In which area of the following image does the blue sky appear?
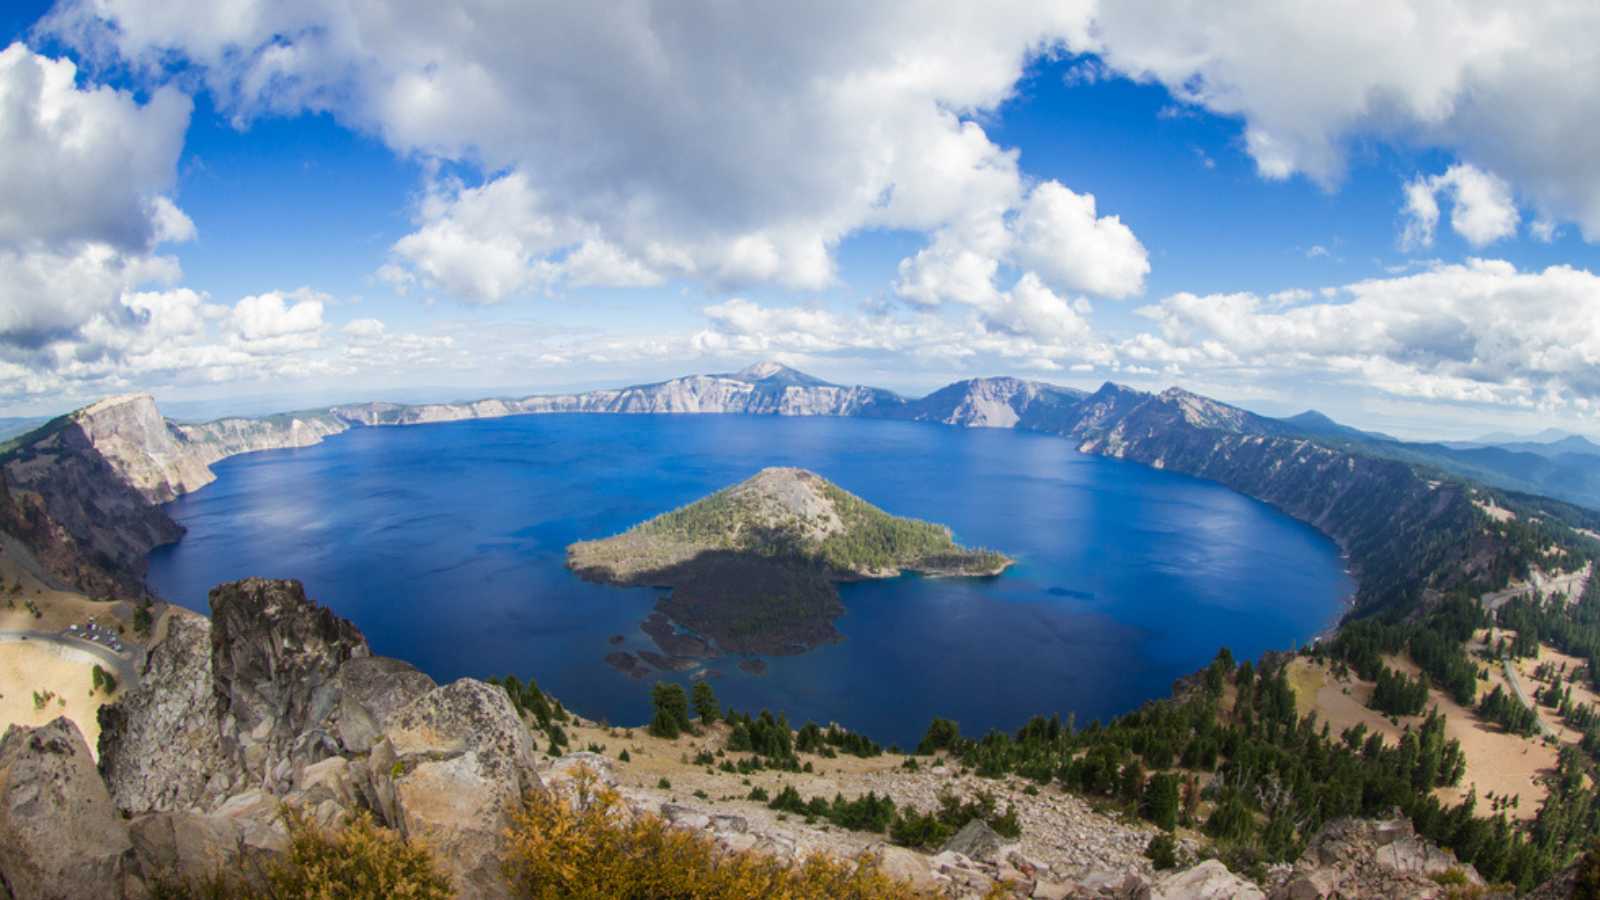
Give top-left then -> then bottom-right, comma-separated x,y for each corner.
3,2 -> 1599,439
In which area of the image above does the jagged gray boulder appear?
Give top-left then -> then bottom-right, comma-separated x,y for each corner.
90,578 -> 552,897
128,811 -> 241,888
1271,814 -> 1482,899
1151,859 -> 1266,899
369,678 -> 542,899
98,608 -> 234,814
940,818 -> 1011,863
335,655 -> 437,753
0,718 -> 134,899
126,793 -> 289,893
210,578 -> 370,788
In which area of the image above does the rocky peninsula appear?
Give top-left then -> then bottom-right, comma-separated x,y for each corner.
569,467 -> 1010,659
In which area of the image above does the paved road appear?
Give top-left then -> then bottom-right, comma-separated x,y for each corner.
1481,562 -> 1593,612
1501,659 -> 1554,737
0,629 -> 139,689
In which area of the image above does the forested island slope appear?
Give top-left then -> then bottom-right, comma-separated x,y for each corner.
568,467 -> 1008,655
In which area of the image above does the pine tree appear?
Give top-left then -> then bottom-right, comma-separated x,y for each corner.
649,682 -> 691,738
692,680 -> 720,724
1141,773 -> 1181,831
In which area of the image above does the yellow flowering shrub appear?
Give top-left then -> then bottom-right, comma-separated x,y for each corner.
502,767 -> 926,899
148,809 -> 452,900
266,808 -> 454,899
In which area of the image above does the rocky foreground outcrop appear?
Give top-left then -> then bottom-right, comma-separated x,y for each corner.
1266,814 -> 1490,899
0,577 -> 544,898
0,717 -> 135,899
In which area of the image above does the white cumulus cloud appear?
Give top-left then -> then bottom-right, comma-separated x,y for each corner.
895,179 -> 1149,311
1073,2 -> 1600,239
1129,259 -> 1600,411
229,290 -> 326,351
1401,164 -> 1519,250
0,43 -> 194,349
42,1 -> 1102,303
1013,181 -> 1148,299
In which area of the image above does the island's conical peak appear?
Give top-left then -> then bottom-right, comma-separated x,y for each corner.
711,466 -> 845,543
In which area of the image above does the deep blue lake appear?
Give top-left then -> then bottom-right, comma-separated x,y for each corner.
147,414 -> 1351,747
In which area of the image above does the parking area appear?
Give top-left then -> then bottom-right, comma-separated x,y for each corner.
61,618 -> 126,655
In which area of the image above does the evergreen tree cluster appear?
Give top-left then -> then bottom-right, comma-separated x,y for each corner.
1477,685 -> 1543,737
796,722 -> 882,758
488,673 -> 570,752
724,709 -> 796,763
693,681 -> 720,724
1369,665 -> 1429,717
767,785 -> 897,833
816,483 -> 1005,574
649,682 -> 694,738
1496,576 -> 1600,691
887,789 -> 1021,849
762,782 -> 1019,848
1322,597 -> 1481,706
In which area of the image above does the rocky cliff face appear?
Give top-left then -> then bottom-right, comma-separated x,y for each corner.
1267,814 -> 1487,898
66,395 -> 217,502
900,377 -> 1086,429
173,411 -> 347,468
0,401 -> 184,596
0,397 -> 350,595
1042,386 -> 1492,614
209,578 -> 372,789
82,578 -> 541,896
97,609 -> 231,813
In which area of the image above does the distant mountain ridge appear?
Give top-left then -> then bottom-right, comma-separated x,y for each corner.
1281,410 -> 1399,444
2,360 -> 1596,622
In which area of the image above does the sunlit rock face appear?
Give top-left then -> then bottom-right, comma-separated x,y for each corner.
0,717 -> 135,900
90,576 -> 537,896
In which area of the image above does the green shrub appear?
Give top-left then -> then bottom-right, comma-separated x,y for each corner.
1145,833 -> 1178,870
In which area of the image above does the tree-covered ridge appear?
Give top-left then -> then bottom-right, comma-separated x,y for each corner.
631,484 -> 782,549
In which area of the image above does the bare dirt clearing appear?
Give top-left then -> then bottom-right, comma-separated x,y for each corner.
1288,655 -> 1556,819
0,638 -> 120,758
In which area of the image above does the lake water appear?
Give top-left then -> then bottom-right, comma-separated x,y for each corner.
147,414 -> 1351,747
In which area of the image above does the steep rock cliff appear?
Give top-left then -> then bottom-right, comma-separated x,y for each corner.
900,376 -> 1086,429
86,578 -> 533,895
209,578 -> 372,789
98,609 -> 232,814
0,400 -> 183,596
0,396 -> 350,594
173,411 -> 347,467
